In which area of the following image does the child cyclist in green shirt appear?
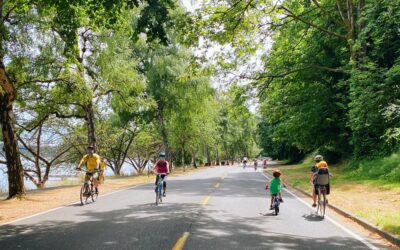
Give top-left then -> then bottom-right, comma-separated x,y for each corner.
266,169 -> 285,210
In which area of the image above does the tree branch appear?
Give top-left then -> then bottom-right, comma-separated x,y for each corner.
280,6 -> 347,40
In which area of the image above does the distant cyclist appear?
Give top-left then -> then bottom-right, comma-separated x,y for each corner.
310,155 -> 331,207
152,152 -> 170,197
254,159 -> 258,171
242,157 -> 248,169
262,159 -> 267,169
77,146 -> 101,194
97,158 -> 107,184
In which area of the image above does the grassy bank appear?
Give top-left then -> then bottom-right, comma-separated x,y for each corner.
272,155 -> 400,236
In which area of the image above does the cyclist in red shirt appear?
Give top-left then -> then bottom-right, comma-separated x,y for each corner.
152,152 -> 170,197
262,159 -> 267,169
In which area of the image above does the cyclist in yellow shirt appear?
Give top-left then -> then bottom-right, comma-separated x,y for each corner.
98,158 -> 107,184
77,146 -> 101,194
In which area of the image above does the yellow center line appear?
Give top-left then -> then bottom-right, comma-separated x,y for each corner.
202,196 -> 211,205
214,182 -> 220,188
172,232 -> 190,250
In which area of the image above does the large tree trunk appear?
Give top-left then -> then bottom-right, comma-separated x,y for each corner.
205,145 -> 211,166
0,60 -> 25,199
85,102 -> 96,150
181,146 -> 185,171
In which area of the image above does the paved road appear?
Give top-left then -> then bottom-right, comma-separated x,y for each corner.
0,166 -> 388,249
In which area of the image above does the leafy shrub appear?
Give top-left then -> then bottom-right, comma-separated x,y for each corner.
348,152 -> 400,182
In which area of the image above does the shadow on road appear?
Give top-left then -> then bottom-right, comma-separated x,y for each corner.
302,213 -> 325,222
0,168 -> 387,250
0,201 -> 382,250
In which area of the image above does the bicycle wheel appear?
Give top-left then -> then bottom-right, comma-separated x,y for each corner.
90,184 -> 98,203
155,184 -> 161,205
80,185 -> 85,205
158,183 -> 163,203
316,188 -> 321,216
321,189 -> 326,219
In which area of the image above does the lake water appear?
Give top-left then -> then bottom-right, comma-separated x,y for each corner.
0,162 -> 154,194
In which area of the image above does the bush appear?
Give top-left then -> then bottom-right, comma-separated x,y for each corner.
316,148 -> 342,164
348,152 -> 400,182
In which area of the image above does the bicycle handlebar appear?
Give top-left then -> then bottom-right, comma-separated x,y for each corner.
76,168 -> 99,174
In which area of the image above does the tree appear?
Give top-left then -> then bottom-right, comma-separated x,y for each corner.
16,118 -> 73,188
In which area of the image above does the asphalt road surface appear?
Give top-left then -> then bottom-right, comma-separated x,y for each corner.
0,166 -> 389,249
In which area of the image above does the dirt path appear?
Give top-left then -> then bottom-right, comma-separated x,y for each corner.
0,166 -> 205,225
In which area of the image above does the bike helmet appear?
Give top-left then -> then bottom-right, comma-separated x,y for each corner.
314,155 -> 323,161
159,152 -> 166,157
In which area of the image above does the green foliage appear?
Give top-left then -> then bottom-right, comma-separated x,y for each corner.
349,0 -> 400,158
257,120 -> 304,162
216,85 -> 259,160
200,0 -> 400,164
347,152 -> 400,183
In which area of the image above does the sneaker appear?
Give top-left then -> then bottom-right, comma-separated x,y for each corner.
312,203 -> 317,207
163,192 -> 166,197
279,198 -> 283,203
269,206 -> 274,210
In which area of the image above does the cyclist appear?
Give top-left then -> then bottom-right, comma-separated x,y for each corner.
254,159 -> 258,171
97,157 -> 107,184
310,155 -> 330,207
262,159 -> 267,169
266,169 -> 284,210
243,157 -> 248,169
152,152 -> 170,197
77,146 -> 101,194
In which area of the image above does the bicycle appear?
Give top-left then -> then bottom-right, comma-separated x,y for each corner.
314,170 -> 330,219
271,194 -> 280,216
155,174 -> 165,206
77,169 -> 99,206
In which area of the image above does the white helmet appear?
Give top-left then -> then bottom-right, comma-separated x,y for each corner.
314,155 -> 323,161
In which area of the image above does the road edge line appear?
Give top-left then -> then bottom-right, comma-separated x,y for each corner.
260,172 -> 379,250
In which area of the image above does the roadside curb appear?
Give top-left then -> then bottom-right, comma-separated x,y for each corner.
264,170 -> 400,247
